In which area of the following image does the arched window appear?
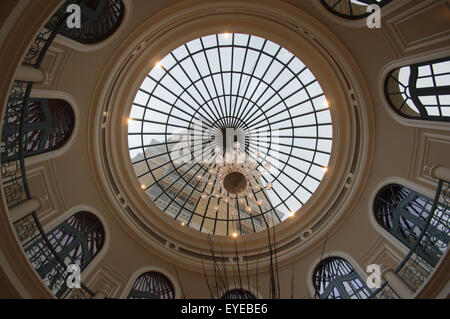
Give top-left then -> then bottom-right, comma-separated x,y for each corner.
385,57 -> 450,122
374,184 -> 450,266
127,271 -> 175,299
320,0 -> 392,19
221,289 -> 257,299
313,257 -> 371,299
53,0 -> 125,44
1,98 -> 74,162
24,212 -> 105,297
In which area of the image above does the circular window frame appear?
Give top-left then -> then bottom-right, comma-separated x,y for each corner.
90,0 -> 375,272
127,32 -> 334,236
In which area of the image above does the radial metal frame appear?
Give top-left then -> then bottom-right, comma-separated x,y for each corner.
128,33 -> 332,235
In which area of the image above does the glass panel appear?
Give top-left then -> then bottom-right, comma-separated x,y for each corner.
128,33 -> 333,235
313,257 -> 371,299
385,57 -> 450,122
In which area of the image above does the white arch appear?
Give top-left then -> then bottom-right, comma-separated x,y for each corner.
24,89 -> 80,166
53,0 -> 133,52
120,265 -> 182,299
41,204 -> 111,282
306,250 -> 371,298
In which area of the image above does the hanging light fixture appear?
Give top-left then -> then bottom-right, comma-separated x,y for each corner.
196,141 -> 272,213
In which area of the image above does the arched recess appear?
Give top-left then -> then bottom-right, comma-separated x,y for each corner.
21,89 -> 80,165
121,266 -> 181,299
53,0 -> 132,52
41,204 -> 111,279
216,282 -> 262,299
23,210 -> 105,298
384,56 -> 450,122
1,91 -> 76,166
312,256 -> 372,299
373,183 -> 449,267
126,271 -> 175,299
221,289 -> 257,299
311,0 -> 403,29
319,0 -> 393,20
379,49 -> 450,131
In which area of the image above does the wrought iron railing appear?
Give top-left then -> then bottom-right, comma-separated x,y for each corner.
370,179 -> 450,299
1,80 -> 32,207
57,0 -> 125,44
370,281 -> 401,299
1,1 -> 95,299
14,212 -> 95,298
22,8 -> 71,67
1,1 -> 70,206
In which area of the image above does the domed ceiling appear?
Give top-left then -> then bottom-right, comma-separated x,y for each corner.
127,33 -> 333,236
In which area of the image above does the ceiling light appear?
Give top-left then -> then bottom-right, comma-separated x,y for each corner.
198,147 -> 272,212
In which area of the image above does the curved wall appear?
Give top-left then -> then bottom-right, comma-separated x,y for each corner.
0,0 -> 448,298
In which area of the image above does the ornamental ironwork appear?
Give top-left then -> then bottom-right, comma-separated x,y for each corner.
23,212 -> 104,297
374,183 -> 450,267
127,272 -> 175,299
2,98 -> 75,162
320,0 -> 392,19
313,257 -> 371,299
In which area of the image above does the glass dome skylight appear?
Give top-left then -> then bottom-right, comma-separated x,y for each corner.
128,33 -> 332,236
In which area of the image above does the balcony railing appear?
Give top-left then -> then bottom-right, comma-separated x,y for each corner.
1,1 -> 94,299
370,179 -> 450,299
14,212 -> 95,298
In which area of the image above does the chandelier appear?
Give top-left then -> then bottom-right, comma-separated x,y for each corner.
196,141 -> 272,216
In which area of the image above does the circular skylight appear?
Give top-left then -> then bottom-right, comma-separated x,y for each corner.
128,33 -> 332,236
